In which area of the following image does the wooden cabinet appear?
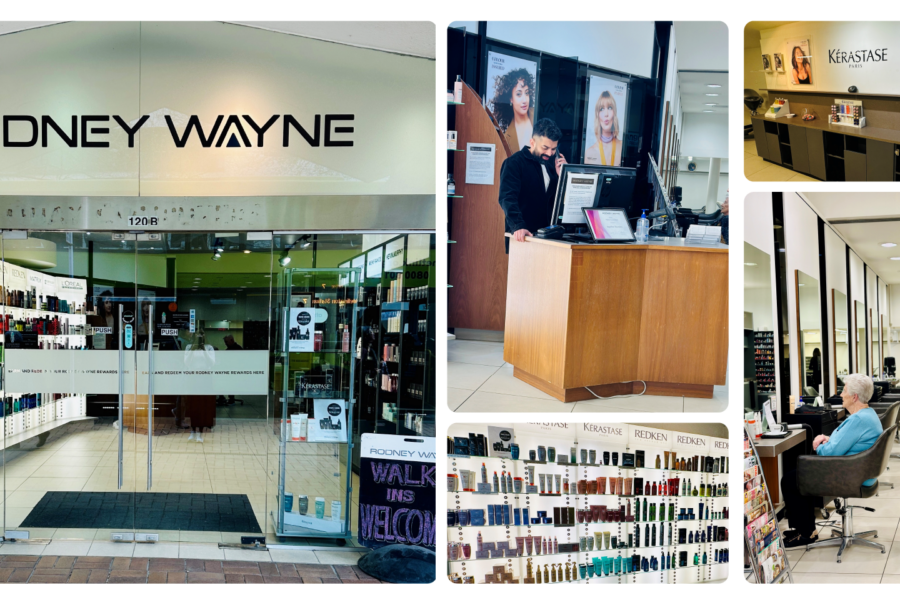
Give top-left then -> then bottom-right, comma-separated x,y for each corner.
806,129 -> 827,180
752,119 -> 769,160
766,133 -> 782,164
788,125 -> 810,174
867,139 -> 895,181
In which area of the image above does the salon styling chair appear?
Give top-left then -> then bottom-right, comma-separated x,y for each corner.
744,89 -> 765,139
797,425 -> 896,562
871,402 -> 900,490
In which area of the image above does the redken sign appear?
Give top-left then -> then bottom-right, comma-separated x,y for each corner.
1,114 -> 355,148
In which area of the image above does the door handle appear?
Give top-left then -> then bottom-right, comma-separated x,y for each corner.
118,304 -> 124,490
147,304 -> 154,491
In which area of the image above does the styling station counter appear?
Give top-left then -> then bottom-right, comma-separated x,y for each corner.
503,235 -> 728,402
751,114 -> 900,181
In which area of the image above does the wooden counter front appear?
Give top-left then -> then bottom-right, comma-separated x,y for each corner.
503,236 -> 728,402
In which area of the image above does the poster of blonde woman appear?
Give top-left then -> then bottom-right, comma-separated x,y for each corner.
584,75 -> 628,167
487,51 -> 538,153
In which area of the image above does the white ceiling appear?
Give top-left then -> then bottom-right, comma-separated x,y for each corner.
805,192 -> 900,283
678,71 -> 728,114
0,21 -> 435,58
672,22 -> 728,71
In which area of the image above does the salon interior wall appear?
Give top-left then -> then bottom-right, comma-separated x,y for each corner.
783,193 -> 821,399
744,29 -> 768,126
849,250 -> 866,374
0,21 -> 435,196
678,114 -> 728,208
759,22 -> 900,94
744,193 -> 780,402
675,158 -> 729,209
824,225 -> 848,387
890,284 -> 900,360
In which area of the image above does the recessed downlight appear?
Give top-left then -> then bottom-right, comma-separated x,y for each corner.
703,110 -> 714,113
744,263 -> 757,266
882,242 -> 897,248
707,84 -> 722,88
705,93 -> 719,97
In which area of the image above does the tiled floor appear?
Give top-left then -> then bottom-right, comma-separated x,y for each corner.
0,554 -> 378,583
754,443 -> 900,583
744,138 -> 820,182
448,340 -> 728,413
1,416 -> 362,548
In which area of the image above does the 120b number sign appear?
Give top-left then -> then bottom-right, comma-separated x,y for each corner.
127,216 -> 159,227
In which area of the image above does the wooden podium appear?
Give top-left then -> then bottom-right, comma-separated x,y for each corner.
503,236 -> 728,402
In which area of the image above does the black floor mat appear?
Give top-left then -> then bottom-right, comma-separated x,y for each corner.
20,492 -> 262,533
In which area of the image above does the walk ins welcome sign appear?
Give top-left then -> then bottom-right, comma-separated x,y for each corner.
358,434 -> 436,549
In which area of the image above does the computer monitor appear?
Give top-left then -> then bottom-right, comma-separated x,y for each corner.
551,164 -> 637,231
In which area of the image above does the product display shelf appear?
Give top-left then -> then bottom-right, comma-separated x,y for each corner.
743,427 -> 793,584
2,395 -> 90,449
449,425 -> 730,585
754,331 -> 776,393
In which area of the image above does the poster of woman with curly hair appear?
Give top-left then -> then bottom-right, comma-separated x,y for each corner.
487,51 -> 538,153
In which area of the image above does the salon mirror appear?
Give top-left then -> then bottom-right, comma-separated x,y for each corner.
872,309 -> 879,377
856,300 -> 866,375
832,289 -> 848,392
796,271 -> 822,397
882,317 -> 887,378
744,243 -> 775,410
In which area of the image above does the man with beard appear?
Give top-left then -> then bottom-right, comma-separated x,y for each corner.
497,118 -> 567,253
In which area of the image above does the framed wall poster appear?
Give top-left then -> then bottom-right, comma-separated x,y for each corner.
786,38 -> 813,87
583,73 -> 629,167
762,54 -> 773,72
773,53 -> 785,73
485,49 -> 538,154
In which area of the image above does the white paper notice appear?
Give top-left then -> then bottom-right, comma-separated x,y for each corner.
560,172 -> 599,224
465,143 -> 495,185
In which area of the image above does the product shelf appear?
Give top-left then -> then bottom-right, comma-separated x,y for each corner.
449,540 -> 730,563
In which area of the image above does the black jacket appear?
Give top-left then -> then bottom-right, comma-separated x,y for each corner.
498,147 -> 559,252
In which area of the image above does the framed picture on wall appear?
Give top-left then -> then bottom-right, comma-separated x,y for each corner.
786,38 -> 813,87
762,54 -> 773,72
773,53 -> 785,73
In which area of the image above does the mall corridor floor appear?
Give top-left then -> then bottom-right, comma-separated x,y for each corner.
448,339 -> 728,412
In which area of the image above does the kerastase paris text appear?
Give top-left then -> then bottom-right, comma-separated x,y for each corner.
2,114 -> 354,148
828,48 -> 888,69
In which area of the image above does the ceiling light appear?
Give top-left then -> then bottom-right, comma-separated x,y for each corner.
705,103 -> 717,106
299,235 -> 312,249
798,283 -> 805,287
278,249 -> 292,267
703,110 -> 714,113
882,243 -> 897,248
707,84 -> 722,88
705,93 -> 719,97
745,263 -> 757,266
215,247 -> 224,253
891,257 -> 900,261
243,250 -> 251,254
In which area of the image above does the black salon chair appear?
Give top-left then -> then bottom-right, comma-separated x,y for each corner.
872,402 -> 900,490
744,89 -> 766,139
797,424 -> 896,562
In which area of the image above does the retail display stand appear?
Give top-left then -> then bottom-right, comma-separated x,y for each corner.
1,260 -> 92,448
831,99 -> 866,128
275,267 -> 359,542
743,427 -> 793,583
765,99 -> 791,119
754,331 -> 776,394
448,423 -> 730,584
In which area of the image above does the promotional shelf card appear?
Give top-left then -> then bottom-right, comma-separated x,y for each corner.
288,307 -> 314,353
308,398 -> 347,443
465,143 -> 496,185
487,426 -> 515,459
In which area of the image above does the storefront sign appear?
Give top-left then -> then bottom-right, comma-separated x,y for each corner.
308,399 -> 347,443
628,426 -> 670,448
579,423 -> 627,443
358,433 -> 436,549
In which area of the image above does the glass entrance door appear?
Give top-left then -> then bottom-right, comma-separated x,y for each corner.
2,231 -> 274,543
2,232 -> 139,541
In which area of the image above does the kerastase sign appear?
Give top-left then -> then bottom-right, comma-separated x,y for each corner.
358,434 -> 436,549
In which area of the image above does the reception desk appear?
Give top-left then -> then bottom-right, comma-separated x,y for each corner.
503,235 -> 728,402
